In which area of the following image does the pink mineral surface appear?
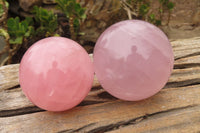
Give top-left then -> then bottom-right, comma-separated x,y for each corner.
93,20 -> 174,101
19,37 -> 94,111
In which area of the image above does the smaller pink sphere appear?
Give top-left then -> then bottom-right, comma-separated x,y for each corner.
19,37 -> 94,111
94,20 -> 174,101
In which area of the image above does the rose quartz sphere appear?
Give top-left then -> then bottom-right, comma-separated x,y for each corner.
19,37 -> 94,111
94,20 -> 174,101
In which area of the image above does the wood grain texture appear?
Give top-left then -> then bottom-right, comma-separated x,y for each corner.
0,37 -> 200,133
107,105 -> 200,133
0,85 -> 200,133
0,64 -> 19,91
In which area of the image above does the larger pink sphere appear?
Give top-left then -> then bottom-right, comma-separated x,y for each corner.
94,20 -> 174,101
19,37 -> 94,111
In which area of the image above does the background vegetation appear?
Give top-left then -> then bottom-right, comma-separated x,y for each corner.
0,0 -> 174,66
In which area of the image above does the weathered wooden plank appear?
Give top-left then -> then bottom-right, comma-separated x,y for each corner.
166,67 -> 200,88
1,37 -> 200,91
171,37 -> 200,48
107,105 -> 200,133
174,55 -> 200,68
0,87 -> 34,113
1,65 -> 200,117
2,60 -> 200,91
171,37 -> 200,60
1,38 -> 200,117
0,64 -> 19,91
0,87 -> 114,117
1,37 -> 200,132
0,85 -> 200,132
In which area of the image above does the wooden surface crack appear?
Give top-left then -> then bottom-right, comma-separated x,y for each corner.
0,106 -> 44,117
106,105 -> 200,133
174,63 -> 200,69
174,52 -> 200,60
86,105 -> 198,133
5,85 -> 20,91
165,78 -> 200,88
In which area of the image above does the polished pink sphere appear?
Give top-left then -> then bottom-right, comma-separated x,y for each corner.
19,37 -> 94,111
94,20 -> 174,101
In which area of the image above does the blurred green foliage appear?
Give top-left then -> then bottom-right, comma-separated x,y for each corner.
1,5 -> 58,45
7,17 -> 34,44
0,0 -> 175,65
0,5 -> 58,65
0,4 -> 4,17
159,0 -> 175,10
0,0 -> 8,17
127,0 -> 175,25
56,0 -> 86,40
32,6 -> 58,37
